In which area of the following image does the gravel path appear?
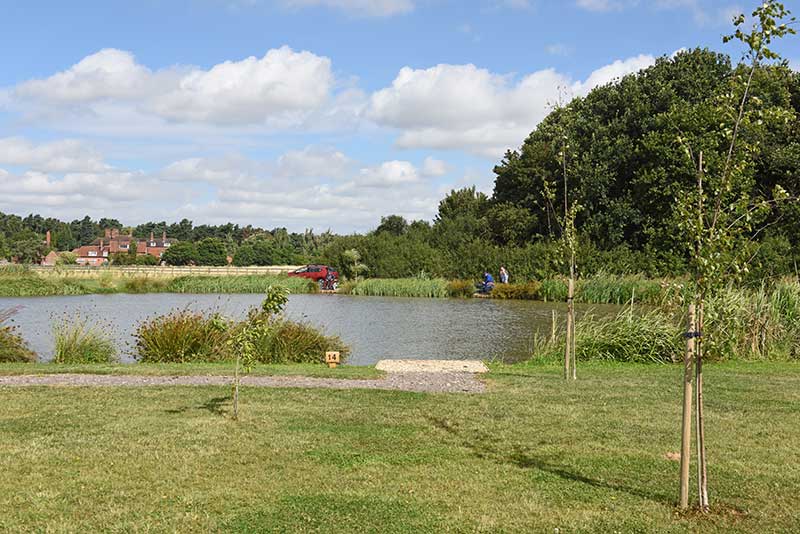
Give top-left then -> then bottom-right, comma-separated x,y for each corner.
0,371 -> 485,394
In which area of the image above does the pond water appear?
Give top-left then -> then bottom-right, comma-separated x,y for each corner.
0,294 -> 620,366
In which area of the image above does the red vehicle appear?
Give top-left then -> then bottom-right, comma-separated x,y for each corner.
288,264 -> 339,289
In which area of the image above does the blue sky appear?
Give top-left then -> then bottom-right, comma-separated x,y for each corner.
0,0 -> 797,232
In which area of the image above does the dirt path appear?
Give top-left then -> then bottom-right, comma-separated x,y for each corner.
0,371 -> 485,394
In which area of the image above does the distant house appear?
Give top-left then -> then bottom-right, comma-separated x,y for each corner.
72,229 -> 175,266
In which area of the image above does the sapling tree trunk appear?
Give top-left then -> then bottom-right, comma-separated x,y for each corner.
233,353 -> 241,421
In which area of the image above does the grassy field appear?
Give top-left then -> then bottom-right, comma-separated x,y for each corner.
0,362 -> 382,379
1,361 -> 798,532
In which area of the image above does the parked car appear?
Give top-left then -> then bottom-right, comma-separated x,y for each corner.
288,265 -> 339,289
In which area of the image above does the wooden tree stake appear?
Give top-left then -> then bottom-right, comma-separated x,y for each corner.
679,303 -> 695,509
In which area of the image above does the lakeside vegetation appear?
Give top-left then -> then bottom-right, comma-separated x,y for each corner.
0,267 -> 318,297
1,361 -> 798,532
0,307 -> 35,363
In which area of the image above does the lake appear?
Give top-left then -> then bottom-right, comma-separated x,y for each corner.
0,293 -> 620,365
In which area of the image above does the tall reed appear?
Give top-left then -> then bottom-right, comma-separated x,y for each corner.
345,278 -> 450,298
165,275 -> 317,294
53,315 -> 117,363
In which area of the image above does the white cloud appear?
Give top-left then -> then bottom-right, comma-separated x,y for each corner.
368,54 -> 655,157
11,46 -> 336,127
276,146 -> 352,179
0,167 -> 176,210
281,0 -> 414,17
355,160 -> 420,187
421,156 -> 448,177
0,137 -> 109,173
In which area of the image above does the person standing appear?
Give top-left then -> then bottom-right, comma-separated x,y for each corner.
499,266 -> 509,284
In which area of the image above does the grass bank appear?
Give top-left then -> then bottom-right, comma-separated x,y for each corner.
0,362 -> 382,379
1,361 -> 798,532
0,268 -> 317,297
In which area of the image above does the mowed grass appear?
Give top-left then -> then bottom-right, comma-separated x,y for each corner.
0,362 -> 382,379
1,362 -> 799,532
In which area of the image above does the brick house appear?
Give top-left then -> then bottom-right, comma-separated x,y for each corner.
73,229 -> 175,266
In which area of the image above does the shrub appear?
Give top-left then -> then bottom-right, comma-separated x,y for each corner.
136,310 -> 231,363
0,307 -> 36,362
446,280 -> 475,298
490,281 -> 542,300
53,316 -> 117,364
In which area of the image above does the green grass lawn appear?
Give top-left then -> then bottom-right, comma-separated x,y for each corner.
0,362 -> 382,379
1,361 -> 799,532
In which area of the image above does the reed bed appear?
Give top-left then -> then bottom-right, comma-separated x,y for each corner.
164,275 -> 317,294
52,316 -> 117,364
531,308 -> 682,364
0,269 -> 317,296
344,278 -> 450,298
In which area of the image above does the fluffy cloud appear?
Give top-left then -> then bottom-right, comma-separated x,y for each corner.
368,54 -> 655,157
0,137 -> 108,173
355,160 -> 420,187
421,157 -> 448,177
0,167 -> 175,211
12,46 -> 335,127
281,0 -> 414,17
146,150 -> 439,230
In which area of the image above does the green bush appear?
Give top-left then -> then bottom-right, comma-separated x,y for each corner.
490,281 -> 542,300
0,308 -> 36,363
136,310 -> 231,363
53,316 -> 117,364
446,280 -> 475,298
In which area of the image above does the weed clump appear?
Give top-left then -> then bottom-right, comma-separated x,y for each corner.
136,310 -> 231,363
0,307 -> 36,362
53,315 -> 117,363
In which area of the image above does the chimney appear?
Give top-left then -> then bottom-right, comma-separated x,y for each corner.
104,228 -> 112,239
46,231 -> 51,248
150,231 -> 154,242
100,238 -> 104,251
162,230 -> 166,242
112,228 -> 119,239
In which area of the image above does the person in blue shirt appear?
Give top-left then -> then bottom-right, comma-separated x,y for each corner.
479,271 -> 495,294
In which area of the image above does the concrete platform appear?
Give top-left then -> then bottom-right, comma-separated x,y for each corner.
375,359 -> 489,374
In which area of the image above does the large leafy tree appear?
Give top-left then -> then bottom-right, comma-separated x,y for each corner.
492,48 -> 800,274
